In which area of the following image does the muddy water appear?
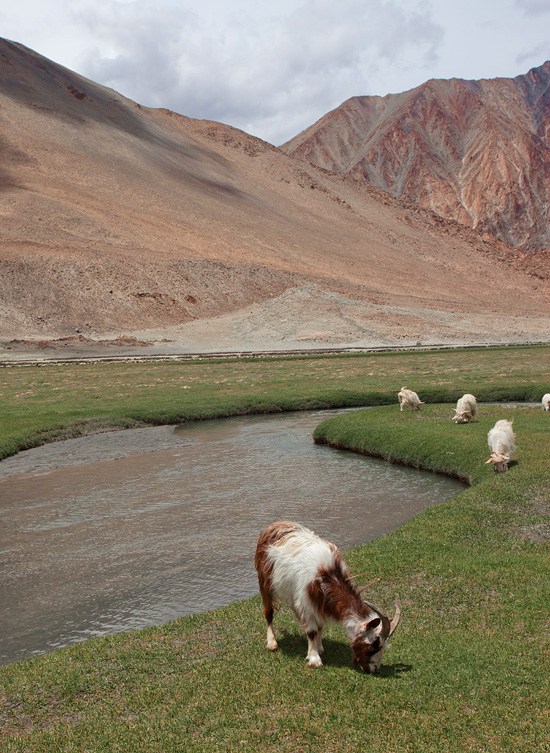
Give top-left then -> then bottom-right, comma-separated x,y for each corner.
0,409 -> 465,664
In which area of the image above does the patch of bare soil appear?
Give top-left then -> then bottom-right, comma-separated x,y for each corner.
4,334 -> 167,351
515,525 -> 550,543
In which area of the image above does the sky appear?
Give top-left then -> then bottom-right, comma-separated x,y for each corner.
2,0 -> 550,145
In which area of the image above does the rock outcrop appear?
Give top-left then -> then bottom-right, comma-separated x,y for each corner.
282,63 -> 550,253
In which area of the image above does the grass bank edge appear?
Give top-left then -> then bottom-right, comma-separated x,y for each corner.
312,402 -> 550,482
2,381 -> 548,463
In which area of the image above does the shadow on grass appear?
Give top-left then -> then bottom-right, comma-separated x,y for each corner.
377,662 -> 413,679
276,631 -> 412,677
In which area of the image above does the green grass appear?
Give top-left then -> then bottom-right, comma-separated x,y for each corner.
1,346 -> 550,751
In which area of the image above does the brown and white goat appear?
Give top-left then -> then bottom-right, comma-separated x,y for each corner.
255,521 -> 401,673
452,393 -> 477,423
486,419 -> 516,472
398,387 -> 423,412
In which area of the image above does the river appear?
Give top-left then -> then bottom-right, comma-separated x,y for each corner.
0,409 -> 465,664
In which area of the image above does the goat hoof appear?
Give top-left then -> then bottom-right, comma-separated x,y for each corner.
307,656 -> 323,668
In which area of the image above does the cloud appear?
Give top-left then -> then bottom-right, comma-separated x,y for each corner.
71,0 -> 443,144
516,42 -> 550,67
514,0 -> 550,15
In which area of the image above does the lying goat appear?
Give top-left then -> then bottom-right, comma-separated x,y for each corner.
542,393 -> 550,411
255,521 -> 400,673
452,393 -> 477,423
398,387 -> 423,412
486,419 -> 516,472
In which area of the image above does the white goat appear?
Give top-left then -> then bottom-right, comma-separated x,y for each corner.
542,393 -> 550,411
255,521 -> 400,673
452,393 -> 477,423
486,419 -> 516,472
398,387 -> 423,412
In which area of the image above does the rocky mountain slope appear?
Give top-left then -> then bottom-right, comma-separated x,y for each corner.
282,63 -> 550,255
1,39 -> 549,357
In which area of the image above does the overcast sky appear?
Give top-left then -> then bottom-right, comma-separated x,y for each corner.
2,0 -> 549,145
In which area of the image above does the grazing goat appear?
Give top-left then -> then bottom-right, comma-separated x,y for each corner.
542,393 -> 550,411
452,393 -> 477,423
398,387 -> 423,411
255,521 -> 401,673
486,419 -> 516,472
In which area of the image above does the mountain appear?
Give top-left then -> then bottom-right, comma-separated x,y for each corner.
0,39 -> 549,357
281,63 -> 550,255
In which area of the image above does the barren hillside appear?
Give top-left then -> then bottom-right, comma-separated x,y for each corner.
282,63 -> 550,255
1,39 -> 549,359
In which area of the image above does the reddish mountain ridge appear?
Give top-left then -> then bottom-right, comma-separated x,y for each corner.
282,63 -> 550,254
0,39 -> 549,356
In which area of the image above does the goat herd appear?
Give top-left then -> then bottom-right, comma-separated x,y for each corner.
254,389 -> 550,674
399,386 -> 521,473
399,387 -> 549,471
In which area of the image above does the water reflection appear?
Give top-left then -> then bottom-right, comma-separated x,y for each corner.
0,409 -> 465,664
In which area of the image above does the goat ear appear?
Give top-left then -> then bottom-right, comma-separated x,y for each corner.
485,457 -> 494,464
363,617 -> 381,633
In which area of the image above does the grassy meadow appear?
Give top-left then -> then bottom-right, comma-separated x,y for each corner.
1,344 -> 549,460
1,345 -> 550,752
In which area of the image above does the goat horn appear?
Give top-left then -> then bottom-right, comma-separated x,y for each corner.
363,597 -> 401,636
362,597 -> 391,637
389,599 -> 401,636
362,598 -> 387,621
